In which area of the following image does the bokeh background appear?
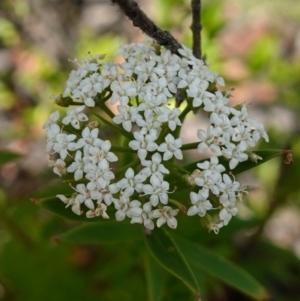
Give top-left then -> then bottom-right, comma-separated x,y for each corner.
0,0 -> 300,300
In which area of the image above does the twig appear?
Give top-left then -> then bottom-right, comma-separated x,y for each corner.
111,0 -> 181,54
190,0 -> 202,59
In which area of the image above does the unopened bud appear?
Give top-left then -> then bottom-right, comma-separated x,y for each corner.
184,169 -> 202,186
249,152 -> 262,163
54,94 -> 72,107
88,121 -> 100,129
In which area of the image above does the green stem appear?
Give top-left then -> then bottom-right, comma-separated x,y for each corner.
102,104 -> 115,119
135,96 -> 140,106
103,91 -> 113,102
157,123 -> 168,145
111,145 -> 135,153
164,161 -> 185,180
172,104 -> 192,140
178,104 -> 192,123
114,158 -> 140,178
181,142 -> 198,150
93,112 -> 133,141
164,161 -> 190,176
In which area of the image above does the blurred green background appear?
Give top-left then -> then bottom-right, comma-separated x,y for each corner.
0,0 -> 300,300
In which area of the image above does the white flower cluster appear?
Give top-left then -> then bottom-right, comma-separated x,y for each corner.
44,39 -> 269,233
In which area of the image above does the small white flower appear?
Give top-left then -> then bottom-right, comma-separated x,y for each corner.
143,175 -> 171,206
73,183 -> 95,210
88,141 -> 118,164
62,106 -> 88,129
187,81 -> 214,108
152,206 -> 179,229
76,127 -> 103,152
222,143 -> 248,169
136,109 -> 161,135
249,118 -> 269,143
117,168 -> 147,197
156,107 -> 182,131
158,134 -> 183,161
57,194 -> 82,215
129,131 -> 158,160
47,156 -> 67,177
203,91 -> 230,115
177,69 -> 200,89
187,191 -> 213,217
80,73 -> 104,95
194,169 -> 221,198
72,89 -> 95,107
67,150 -> 86,181
217,174 -> 240,206
208,221 -> 224,234
219,205 -> 238,226
230,104 -> 249,126
84,159 -> 115,188
232,124 -> 255,150
86,203 -> 110,219
87,182 -> 117,206
249,152 -> 262,163
101,61 -> 120,87
130,202 -> 155,230
197,125 -> 224,154
43,111 -> 60,130
140,153 -> 169,180
110,81 -> 137,105
114,196 -> 142,221
197,156 -> 226,175
53,132 -> 77,160
134,59 -> 156,78
147,73 -> 173,103
113,105 -> 141,132
46,124 -> 60,152
210,113 -> 234,143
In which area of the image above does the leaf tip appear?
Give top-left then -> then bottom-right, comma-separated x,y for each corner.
260,291 -> 274,301
52,236 -> 61,244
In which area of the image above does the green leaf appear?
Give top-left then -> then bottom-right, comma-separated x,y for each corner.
170,234 -> 270,300
0,149 -> 22,166
32,196 -> 113,222
57,221 -> 143,243
184,149 -> 286,175
145,227 -> 200,296
145,249 -> 164,301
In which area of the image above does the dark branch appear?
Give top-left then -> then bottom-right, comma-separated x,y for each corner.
111,0 -> 181,54
190,0 -> 202,59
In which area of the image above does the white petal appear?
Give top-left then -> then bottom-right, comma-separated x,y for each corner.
163,150 -> 173,161
167,217 -> 177,229
187,206 -> 198,216
85,199 -> 95,210
116,210 -> 126,221
157,217 -> 166,227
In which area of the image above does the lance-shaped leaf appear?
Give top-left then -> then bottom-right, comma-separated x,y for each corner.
0,149 -> 22,166
145,249 -> 164,301
31,196 -> 113,222
170,234 -> 270,300
145,227 -> 200,296
57,221 -> 143,243
183,149 -> 288,175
